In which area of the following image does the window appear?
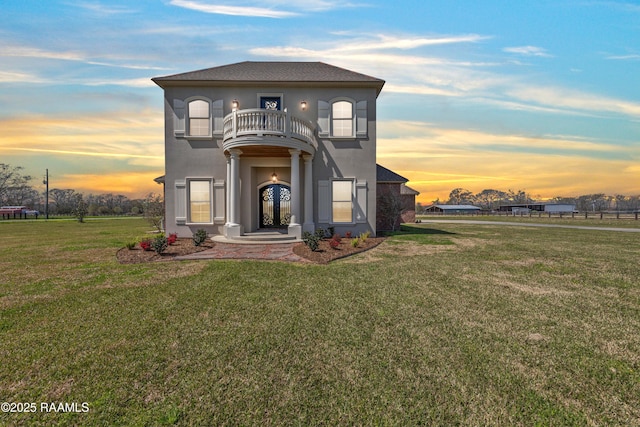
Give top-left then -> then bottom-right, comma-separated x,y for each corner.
332,180 -> 353,223
331,101 -> 353,137
189,180 -> 211,223
188,100 -> 210,136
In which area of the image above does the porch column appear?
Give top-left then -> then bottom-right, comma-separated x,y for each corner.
303,154 -> 314,233
289,149 -> 301,224
288,149 -> 302,239
225,148 -> 242,238
225,154 -> 231,225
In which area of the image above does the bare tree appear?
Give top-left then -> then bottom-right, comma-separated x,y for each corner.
0,164 -> 34,206
447,188 -> 474,205
377,187 -> 404,232
143,192 -> 164,232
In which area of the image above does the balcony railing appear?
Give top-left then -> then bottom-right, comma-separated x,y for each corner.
222,109 -> 315,146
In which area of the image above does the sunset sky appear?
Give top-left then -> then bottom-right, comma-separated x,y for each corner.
1,0 -> 639,203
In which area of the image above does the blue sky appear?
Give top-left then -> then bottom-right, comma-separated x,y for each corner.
1,0 -> 638,202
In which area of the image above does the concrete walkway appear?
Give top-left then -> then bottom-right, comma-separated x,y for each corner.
175,242 -> 307,262
422,219 -> 640,232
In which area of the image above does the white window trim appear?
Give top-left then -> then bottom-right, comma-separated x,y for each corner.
330,97 -> 355,139
186,178 -> 214,225
330,178 -> 355,225
186,97 -> 212,139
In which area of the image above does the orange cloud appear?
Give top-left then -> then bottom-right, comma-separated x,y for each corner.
378,121 -> 640,203
54,171 -> 164,198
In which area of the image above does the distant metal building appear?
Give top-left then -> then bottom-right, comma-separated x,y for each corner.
424,204 -> 481,215
498,203 -> 576,213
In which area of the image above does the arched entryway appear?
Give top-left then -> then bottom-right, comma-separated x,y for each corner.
259,183 -> 291,228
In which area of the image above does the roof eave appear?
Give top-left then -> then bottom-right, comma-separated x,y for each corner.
152,78 -> 384,95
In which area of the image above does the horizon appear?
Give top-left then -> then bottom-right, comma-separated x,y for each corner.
1,1 -> 638,204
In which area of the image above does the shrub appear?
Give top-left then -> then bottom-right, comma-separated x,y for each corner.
140,239 -> 152,251
151,235 -> 168,254
331,234 -> 342,243
329,238 -> 340,249
359,230 -> 371,243
345,231 -> 352,239
328,226 -> 335,237
125,241 -> 136,250
351,238 -> 360,248
193,229 -> 208,247
314,228 -> 327,240
303,231 -> 320,251
167,233 -> 177,245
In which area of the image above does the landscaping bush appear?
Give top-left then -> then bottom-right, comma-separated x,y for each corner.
125,241 -> 137,250
314,228 -> 327,240
329,238 -> 340,249
193,229 -> 208,246
151,235 -> 168,254
351,238 -> 360,248
167,233 -> 177,245
139,239 -> 152,251
302,231 -> 320,251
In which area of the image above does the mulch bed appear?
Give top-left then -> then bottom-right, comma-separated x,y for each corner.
292,237 -> 385,264
116,237 -> 385,264
116,238 -> 215,264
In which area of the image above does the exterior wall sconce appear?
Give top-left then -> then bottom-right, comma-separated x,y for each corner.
271,171 -> 278,182
300,100 -> 307,111
232,99 -> 239,110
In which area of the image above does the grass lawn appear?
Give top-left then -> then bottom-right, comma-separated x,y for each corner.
1,218 -> 639,425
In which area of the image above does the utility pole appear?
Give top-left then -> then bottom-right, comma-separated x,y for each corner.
43,169 -> 49,219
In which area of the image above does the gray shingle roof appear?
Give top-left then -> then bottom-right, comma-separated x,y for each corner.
152,61 -> 384,93
376,164 -> 408,183
400,184 -> 420,195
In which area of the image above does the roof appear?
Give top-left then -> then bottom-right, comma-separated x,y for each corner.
152,61 -> 385,95
376,164 -> 408,183
429,204 -> 481,210
400,184 -> 420,196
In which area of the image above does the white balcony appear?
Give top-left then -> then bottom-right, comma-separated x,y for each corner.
222,109 -> 315,154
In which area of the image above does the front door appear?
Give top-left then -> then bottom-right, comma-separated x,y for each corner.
260,184 -> 291,228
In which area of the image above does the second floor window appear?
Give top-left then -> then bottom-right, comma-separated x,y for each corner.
331,101 -> 353,137
188,100 -> 210,137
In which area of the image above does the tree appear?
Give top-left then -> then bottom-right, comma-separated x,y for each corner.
377,187 -> 404,232
143,192 -> 164,232
0,164 -> 34,206
475,189 -> 508,211
50,188 -> 78,214
72,194 -> 88,222
447,188 -> 474,205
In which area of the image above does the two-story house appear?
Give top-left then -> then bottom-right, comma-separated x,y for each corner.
152,61 -> 386,240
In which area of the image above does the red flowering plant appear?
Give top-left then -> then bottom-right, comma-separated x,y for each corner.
139,239 -> 152,251
167,233 -> 177,245
344,231 -> 352,239
329,234 -> 341,249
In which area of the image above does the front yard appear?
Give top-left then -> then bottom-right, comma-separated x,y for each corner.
1,218 -> 638,425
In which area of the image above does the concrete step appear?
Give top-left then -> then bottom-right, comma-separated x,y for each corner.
212,232 -> 302,245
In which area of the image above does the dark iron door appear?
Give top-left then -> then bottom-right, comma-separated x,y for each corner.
260,184 -> 291,228
260,96 -> 281,110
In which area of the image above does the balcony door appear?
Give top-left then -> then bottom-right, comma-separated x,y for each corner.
259,183 -> 291,228
260,96 -> 281,111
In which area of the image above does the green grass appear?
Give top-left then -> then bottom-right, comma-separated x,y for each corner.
1,218 -> 639,425
418,213 -> 640,228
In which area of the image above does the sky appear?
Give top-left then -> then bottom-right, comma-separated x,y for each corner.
1,0 -> 639,203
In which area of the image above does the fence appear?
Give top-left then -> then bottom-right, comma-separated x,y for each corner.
419,211 -> 639,220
